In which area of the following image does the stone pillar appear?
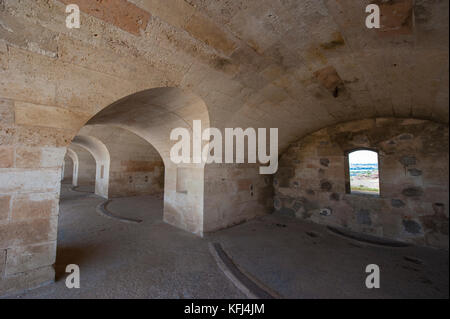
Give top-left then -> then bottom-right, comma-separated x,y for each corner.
0,153 -> 63,296
1,98 -> 68,296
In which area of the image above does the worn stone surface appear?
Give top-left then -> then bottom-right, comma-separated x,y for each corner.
0,216 -> 57,248
5,242 -> 56,276
0,0 -> 448,295
15,102 -> 89,131
275,118 -> 449,248
0,146 -> 13,168
203,163 -> 273,232
0,265 -> 54,297
376,0 -> 414,35
59,0 -> 151,35
0,195 -> 11,221
11,193 -> 58,221
0,98 -> 14,125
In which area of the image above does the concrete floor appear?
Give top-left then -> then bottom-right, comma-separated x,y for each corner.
6,185 -> 449,299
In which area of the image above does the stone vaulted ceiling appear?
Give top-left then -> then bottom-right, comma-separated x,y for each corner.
180,0 -> 449,142
0,0 -> 448,153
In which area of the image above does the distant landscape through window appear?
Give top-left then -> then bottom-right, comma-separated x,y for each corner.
349,150 -> 380,195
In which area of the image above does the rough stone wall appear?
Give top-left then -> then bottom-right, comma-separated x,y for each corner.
109,157 -> 164,198
1,94 -> 62,295
204,163 -> 273,232
274,118 -> 449,249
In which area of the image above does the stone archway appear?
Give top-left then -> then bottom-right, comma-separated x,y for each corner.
71,135 -> 110,198
86,87 -> 210,235
65,148 -> 79,187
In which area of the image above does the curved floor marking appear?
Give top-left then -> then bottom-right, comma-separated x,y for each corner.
96,200 -> 142,224
209,242 -> 281,299
327,226 -> 411,248
69,186 -> 93,194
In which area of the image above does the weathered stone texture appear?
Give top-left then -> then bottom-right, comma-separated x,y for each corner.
0,98 -> 14,125
275,118 -> 449,249
59,0 -> 151,35
15,102 -> 89,131
5,242 -> 56,276
11,193 -> 58,221
0,216 -> 57,248
203,163 -> 273,232
0,169 -> 60,194
0,146 -> 13,168
0,265 -> 54,297
0,195 -> 11,221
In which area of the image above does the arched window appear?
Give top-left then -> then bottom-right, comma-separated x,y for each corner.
345,149 -> 380,196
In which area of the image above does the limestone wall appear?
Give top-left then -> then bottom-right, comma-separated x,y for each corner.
203,163 -> 273,232
108,157 -> 164,198
275,118 -> 449,249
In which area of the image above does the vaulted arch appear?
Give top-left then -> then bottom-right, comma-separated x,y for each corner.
65,148 -> 79,187
71,135 -> 110,198
86,87 -> 210,235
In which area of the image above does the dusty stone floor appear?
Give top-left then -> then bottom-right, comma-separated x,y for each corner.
7,184 -> 244,299
208,214 -> 449,299
6,185 -> 449,299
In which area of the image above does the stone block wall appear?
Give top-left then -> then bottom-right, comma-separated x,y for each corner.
274,118 -> 449,249
1,97 -> 62,295
108,161 -> 164,198
203,163 -> 273,232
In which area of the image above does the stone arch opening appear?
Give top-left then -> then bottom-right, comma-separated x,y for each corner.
67,145 -> 96,189
71,135 -> 110,198
65,148 -> 79,187
76,124 -> 165,199
85,87 -> 210,236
